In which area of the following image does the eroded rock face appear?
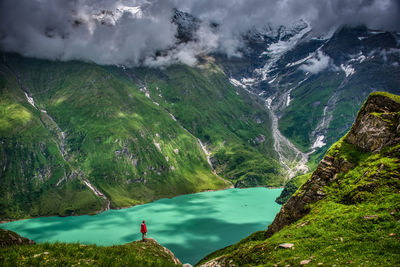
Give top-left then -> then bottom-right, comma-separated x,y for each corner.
265,155 -> 354,237
346,94 -> 400,153
0,229 -> 35,248
265,93 -> 400,238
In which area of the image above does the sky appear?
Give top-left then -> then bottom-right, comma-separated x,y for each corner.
0,0 -> 399,67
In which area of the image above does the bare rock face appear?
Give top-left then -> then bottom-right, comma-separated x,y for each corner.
0,229 -> 35,248
265,93 -> 400,238
265,155 -> 354,237
345,94 -> 400,152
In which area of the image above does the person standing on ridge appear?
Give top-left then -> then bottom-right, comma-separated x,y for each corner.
140,220 -> 147,241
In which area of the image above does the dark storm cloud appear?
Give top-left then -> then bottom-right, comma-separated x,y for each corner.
175,0 -> 400,54
0,0 -> 177,65
0,0 -> 399,66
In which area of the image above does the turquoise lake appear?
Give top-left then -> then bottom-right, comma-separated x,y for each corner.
1,187 -> 282,264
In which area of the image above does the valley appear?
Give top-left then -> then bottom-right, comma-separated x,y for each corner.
1,187 -> 283,265
0,52 -> 284,220
198,91 -> 400,267
1,1 -> 400,266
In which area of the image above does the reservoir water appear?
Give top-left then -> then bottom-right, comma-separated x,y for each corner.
1,187 -> 282,265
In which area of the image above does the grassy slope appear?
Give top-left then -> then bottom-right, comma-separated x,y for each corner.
121,61 -> 283,187
0,63 -> 105,219
198,92 -> 400,266
0,54 -> 229,219
0,238 -> 179,267
1,53 -> 283,219
278,72 -> 343,151
279,44 -> 400,158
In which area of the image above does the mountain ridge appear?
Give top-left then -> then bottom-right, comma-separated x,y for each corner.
198,91 -> 400,266
0,52 -> 284,220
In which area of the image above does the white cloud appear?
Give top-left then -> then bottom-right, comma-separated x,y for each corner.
300,51 -> 332,74
0,0 -> 399,67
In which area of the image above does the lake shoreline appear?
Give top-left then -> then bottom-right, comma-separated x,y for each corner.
0,185 -> 282,224
0,187 -> 283,265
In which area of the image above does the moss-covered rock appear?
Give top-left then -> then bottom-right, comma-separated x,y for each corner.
0,229 -> 35,248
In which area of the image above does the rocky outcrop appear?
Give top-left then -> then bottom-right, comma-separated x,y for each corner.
345,93 -> 400,152
265,155 -> 354,237
0,229 -> 35,248
265,92 -> 400,237
133,238 -> 182,265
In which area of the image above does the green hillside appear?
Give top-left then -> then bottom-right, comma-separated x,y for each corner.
0,229 -> 180,267
0,53 -> 282,219
127,62 -> 282,187
198,92 -> 400,266
278,29 -> 400,156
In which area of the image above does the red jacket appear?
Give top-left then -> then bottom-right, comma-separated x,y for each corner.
141,223 -> 147,233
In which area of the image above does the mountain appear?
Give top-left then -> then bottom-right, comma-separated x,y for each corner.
198,92 -> 400,266
1,10 -> 400,220
216,24 -> 400,171
0,52 -> 283,219
0,229 -> 181,266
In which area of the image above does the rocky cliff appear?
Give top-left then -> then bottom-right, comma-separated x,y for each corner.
0,229 -> 35,248
265,92 -> 400,237
199,92 -> 400,266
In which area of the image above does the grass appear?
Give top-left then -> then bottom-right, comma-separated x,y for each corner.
0,53 -> 283,219
370,91 -> 400,103
131,62 -> 284,187
278,57 -> 400,155
198,140 -> 400,266
198,92 -> 400,266
278,72 -> 343,151
0,54 -> 233,219
0,239 -> 179,266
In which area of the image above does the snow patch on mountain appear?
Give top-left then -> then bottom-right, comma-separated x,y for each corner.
311,135 -> 326,149
268,76 -> 277,84
286,53 -> 313,68
340,64 -> 355,77
241,77 -> 257,86
92,5 -> 143,26
254,22 -> 311,80
265,97 -> 273,109
286,93 -> 292,107
349,52 -> 366,64
229,78 -> 246,88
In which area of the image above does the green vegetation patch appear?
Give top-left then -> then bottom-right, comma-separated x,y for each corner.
0,239 -> 179,267
199,115 -> 400,266
275,172 -> 312,205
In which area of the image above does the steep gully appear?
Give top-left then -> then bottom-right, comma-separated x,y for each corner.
227,25 -> 356,179
4,61 -> 111,211
136,81 -> 234,188
231,67 -> 353,179
230,77 -> 309,179
228,25 -> 316,179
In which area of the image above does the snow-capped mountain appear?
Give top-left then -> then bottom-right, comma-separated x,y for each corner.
169,10 -> 399,172
221,23 -> 400,169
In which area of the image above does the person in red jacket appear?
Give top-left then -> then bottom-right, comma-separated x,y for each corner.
140,220 -> 147,241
